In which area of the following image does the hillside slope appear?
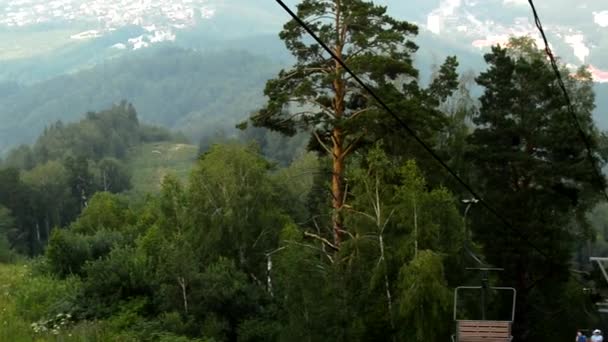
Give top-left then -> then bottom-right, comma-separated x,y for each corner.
128,142 -> 198,194
0,47 -> 282,155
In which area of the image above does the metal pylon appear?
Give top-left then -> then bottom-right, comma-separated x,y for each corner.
590,257 -> 608,313
591,257 -> 608,284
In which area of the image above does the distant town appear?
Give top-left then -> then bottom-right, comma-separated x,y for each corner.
0,0 -> 215,49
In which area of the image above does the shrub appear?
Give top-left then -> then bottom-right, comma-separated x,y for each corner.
13,274 -> 82,322
0,233 -> 17,263
46,228 -> 127,278
46,229 -> 90,277
82,247 -> 152,315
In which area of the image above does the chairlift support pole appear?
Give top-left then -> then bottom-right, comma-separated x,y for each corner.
466,267 -> 504,320
590,257 -> 608,285
462,198 -> 486,266
589,257 -> 608,313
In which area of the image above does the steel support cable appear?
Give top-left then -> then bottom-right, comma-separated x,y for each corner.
527,0 -> 608,202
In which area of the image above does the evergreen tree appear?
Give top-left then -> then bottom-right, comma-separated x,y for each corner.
248,0 -> 458,245
0,168 -> 39,254
467,37 -> 606,340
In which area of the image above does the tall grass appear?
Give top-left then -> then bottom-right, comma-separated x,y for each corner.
0,263 -> 132,342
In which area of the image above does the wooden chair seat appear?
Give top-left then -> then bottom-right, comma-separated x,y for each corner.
456,320 -> 512,342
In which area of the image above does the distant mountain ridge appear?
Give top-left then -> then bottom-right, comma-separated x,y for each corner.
0,47 -> 282,156
1,0 -> 607,155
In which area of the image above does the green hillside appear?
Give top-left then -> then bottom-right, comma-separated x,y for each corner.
0,47 -> 282,156
128,142 -> 198,194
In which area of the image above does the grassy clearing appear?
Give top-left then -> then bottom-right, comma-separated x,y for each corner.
128,142 -> 198,194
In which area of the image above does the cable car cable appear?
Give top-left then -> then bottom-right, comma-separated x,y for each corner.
527,0 -> 608,202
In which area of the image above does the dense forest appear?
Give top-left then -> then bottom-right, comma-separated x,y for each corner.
1,1 -> 608,341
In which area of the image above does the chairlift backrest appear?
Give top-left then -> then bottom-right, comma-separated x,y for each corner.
453,286 -> 517,321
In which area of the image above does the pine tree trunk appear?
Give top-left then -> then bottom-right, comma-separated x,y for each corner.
330,0 -> 346,246
331,130 -> 345,245
330,71 -> 346,245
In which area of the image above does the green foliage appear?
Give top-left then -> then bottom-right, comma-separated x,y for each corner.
467,37 -> 606,339
237,318 -> 281,342
0,263 -> 134,341
252,0 -> 422,134
0,102 -> 182,255
70,192 -> 134,234
0,233 -> 15,263
104,297 -> 149,331
95,157 -> 132,193
0,167 -> 40,255
396,160 -> 464,257
250,0 -> 460,246
88,230 -> 128,261
46,229 -> 90,277
0,206 -> 17,262
156,333 -> 209,342
1,4 -> 606,340
3,144 -> 35,170
13,273 -> 81,323
198,258 -> 251,310
82,246 -> 151,315
127,142 -> 198,194
46,227 -> 127,278
32,101 -> 170,163
268,145 -> 465,341
398,250 -> 451,342
272,224 -> 336,340
271,152 -> 319,222
189,143 -> 287,272
0,48 -> 278,156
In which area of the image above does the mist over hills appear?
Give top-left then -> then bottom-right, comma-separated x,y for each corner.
0,47 -> 281,155
1,0 -> 607,155
0,29 -> 483,156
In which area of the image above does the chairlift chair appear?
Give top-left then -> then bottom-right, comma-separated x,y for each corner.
452,268 -> 517,342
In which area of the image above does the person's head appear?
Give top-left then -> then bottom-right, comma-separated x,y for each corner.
579,331 -> 583,336
594,329 -> 602,335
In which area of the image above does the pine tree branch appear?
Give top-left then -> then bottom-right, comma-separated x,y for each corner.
304,15 -> 337,25
347,107 -> 370,120
343,134 -> 365,157
285,240 -> 334,263
303,231 -> 339,251
286,98 -> 336,118
280,67 -> 332,81
313,130 -> 334,156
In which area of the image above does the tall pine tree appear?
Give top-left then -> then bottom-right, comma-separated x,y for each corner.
467,37 -> 607,340
248,0 -> 458,245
